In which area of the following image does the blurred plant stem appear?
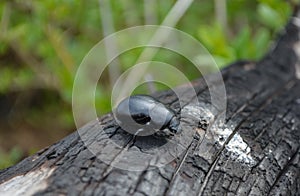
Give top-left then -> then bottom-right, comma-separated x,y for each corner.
99,0 -> 121,87
44,25 -> 75,74
119,0 -> 139,27
214,0 -> 228,34
0,2 -> 10,38
117,0 -> 195,102
144,0 -> 157,25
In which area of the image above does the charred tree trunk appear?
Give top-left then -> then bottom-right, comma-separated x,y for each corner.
1,10 -> 300,196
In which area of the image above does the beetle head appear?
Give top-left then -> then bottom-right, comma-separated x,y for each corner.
168,117 -> 181,134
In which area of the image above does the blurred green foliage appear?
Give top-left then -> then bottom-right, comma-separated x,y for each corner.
0,0 -> 294,169
0,147 -> 23,169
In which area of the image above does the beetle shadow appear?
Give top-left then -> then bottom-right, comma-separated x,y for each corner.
105,126 -> 169,151
132,134 -> 169,151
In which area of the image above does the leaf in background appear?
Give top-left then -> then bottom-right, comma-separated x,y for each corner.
13,69 -> 35,90
198,23 -> 232,57
0,147 -> 23,169
95,87 -> 111,115
232,26 -> 252,59
0,68 -> 13,93
257,3 -> 283,30
0,42 -> 8,54
253,28 -> 270,59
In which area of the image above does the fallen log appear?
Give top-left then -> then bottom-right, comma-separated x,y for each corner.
1,10 -> 300,196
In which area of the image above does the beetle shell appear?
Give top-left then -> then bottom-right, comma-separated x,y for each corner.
115,95 -> 180,136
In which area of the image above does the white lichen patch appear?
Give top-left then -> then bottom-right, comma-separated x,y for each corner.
181,104 -> 215,124
225,134 -> 255,165
211,123 -> 256,166
0,167 -> 55,196
182,104 -> 256,166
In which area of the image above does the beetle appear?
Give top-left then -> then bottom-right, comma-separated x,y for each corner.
115,95 -> 181,136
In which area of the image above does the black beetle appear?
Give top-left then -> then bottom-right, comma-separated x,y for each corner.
115,95 -> 181,136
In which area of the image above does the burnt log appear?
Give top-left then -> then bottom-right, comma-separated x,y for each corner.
1,11 -> 300,196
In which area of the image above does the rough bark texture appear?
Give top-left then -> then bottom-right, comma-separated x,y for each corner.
1,11 -> 300,196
